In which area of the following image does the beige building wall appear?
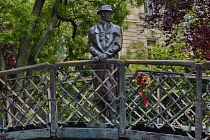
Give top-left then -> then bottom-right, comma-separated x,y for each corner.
121,6 -> 165,56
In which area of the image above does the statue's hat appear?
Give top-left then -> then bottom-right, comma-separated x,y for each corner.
97,5 -> 114,15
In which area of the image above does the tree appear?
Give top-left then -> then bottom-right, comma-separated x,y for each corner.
0,0 -> 144,72
141,0 -> 210,61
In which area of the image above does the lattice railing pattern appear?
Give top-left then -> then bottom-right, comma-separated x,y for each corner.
0,75 -> 50,131
125,70 -> 196,132
0,60 -> 209,140
56,66 -> 120,127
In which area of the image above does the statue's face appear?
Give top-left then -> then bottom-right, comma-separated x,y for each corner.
100,11 -> 113,22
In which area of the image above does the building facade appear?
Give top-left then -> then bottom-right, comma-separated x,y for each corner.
121,5 -> 165,56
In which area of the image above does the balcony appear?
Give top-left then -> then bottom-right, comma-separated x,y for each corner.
0,60 -> 209,140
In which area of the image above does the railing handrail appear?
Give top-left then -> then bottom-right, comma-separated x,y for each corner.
121,59 -> 195,67
0,63 -> 49,76
0,59 -> 199,76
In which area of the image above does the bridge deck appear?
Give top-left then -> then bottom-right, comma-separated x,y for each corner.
1,127 -> 193,140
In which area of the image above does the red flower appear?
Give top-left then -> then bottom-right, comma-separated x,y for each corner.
137,73 -> 150,106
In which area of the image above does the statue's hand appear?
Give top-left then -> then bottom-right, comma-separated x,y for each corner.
99,54 -> 108,62
93,56 -> 99,61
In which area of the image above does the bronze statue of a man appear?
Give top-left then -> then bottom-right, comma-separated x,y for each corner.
88,5 -> 123,124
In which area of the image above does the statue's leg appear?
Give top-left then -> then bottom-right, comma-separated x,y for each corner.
97,101 -> 106,123
104,64 -> 117,125
93,65 -> 107,123
108,101 -> 117,125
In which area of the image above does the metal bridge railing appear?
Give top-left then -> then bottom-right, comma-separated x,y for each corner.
0,60 -> 209,140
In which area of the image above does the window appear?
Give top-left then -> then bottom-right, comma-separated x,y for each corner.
144,0 -> 155,15
147,40 -> 157,47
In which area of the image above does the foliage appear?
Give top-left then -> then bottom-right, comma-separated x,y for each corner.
187,8 -> 210,61
121,40 -> 191,73
0,44 -> 16,69
0,1 -> 35,44
142,0 -> 210,61
0,0 -> 144,71
0,0 -> 34,69
121,41 -> 148,60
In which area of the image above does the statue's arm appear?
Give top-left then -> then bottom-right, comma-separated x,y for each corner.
88,28 -> 103,57
105,26 -> 123,58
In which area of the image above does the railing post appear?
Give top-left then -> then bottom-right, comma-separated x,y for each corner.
119,63 -> 126,137
195,64 -> 203,140
49,65 -> 58,137
157,76 -> 163,125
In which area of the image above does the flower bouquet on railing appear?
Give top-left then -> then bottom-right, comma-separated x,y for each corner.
136,73 -> 151,106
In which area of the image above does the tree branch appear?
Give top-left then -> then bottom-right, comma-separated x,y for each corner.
28,0 -> 61,66
57,15 -> 78,61
57,15 -> 77,38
